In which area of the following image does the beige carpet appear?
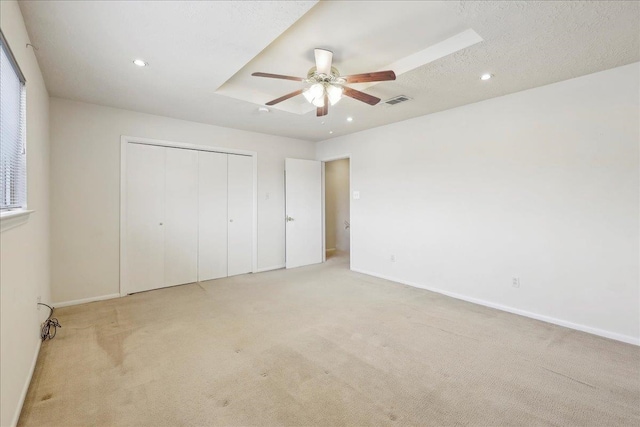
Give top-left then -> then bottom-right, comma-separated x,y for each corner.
19,253 -> 640,426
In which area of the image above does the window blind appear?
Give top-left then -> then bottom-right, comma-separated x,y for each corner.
0,31 -> 27,211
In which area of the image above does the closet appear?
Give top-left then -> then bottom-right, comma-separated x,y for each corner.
122,142 -> 253,295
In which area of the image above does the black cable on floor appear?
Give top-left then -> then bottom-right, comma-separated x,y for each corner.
37,303 -> 61,341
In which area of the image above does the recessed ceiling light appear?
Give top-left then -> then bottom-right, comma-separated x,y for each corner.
329,131 -> 333,134
258,107 -> 270,113
480,73 -> 493,81
346,117 -> 353,122
133,59 -> 148,67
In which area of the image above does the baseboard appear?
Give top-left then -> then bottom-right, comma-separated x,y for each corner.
11,339 -> 41,427
351,268 -> 640,346
255,264 -> 285,273
52,293 -> 120,308
326,248 -> 336,252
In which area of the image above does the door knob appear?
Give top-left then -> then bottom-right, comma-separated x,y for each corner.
286,216 -> 294,222
159,222 -> 163,226
229,219 -> 234,222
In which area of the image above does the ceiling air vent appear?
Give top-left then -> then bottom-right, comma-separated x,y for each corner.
383,95 -> 412,106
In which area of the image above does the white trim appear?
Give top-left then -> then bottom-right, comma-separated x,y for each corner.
120,136 -> 258,296
52,293 -> 121,308
255,264 -> 285,273
11,339 -> 41,427
120,138 -> 128,297
120,135 -> 256,157
351,268 -> 640,346
326,248 -> 336,252
321,162 -> 326,263
252,154 -> 258,274
319,153 -> 352,270
319,154 -> 352,163
0,209 -> 34,232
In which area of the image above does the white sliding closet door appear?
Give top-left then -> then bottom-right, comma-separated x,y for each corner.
164,147 -> 199,287
125,143 -> 165,293
122,141 -> 255,295
227,154 -> 253,276
198,151 -> 228,281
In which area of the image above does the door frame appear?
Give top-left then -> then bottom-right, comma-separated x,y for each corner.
319,153 -> 352,269
120,135 -> 258,296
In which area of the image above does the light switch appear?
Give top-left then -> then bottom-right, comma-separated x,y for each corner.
353,191 -> 360,200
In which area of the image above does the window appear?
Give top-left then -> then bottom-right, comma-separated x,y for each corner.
0,30 -> 27,212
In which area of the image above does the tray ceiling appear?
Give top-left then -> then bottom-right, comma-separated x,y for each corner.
19,1 -> 640,141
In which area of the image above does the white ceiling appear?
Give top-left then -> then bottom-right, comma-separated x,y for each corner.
217,1 -> 483,115
19,0 -> 640,142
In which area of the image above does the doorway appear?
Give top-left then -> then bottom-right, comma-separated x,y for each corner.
324,158 -> 350,262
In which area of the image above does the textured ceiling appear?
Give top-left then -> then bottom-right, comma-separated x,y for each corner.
217,1 -> 483,115
19,1 -> 640,142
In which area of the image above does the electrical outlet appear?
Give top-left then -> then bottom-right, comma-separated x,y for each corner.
37,295 -> 42,309
512,277 -> 520,288
390,254 -> 396,262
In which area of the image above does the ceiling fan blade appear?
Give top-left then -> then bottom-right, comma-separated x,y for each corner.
265,89 -> 303,106
252,72 -> 304,82
342,86 -> 381,106
316,93 -> 329,117
343,70 -> 396,83
314,48 -> 333,75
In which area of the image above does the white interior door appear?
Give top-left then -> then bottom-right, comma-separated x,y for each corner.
198,151 -> 228,281
227,154 -> 253,276
285,158 -> 323,269
164,147 -> 199,287
124,143 -> 165,293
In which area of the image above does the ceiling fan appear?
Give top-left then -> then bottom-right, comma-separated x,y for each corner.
252,48 -> 396,117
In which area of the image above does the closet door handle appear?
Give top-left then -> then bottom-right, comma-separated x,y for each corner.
286,216 -> 294,222
229,219 -> 234,223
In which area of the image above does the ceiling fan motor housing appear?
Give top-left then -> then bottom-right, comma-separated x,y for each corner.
307,66 -> 344,84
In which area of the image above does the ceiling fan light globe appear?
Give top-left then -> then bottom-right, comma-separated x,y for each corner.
302,88 -> 314,103
326,84 -> 343,106
309,83 -> 324,98
302,83 -> 325,107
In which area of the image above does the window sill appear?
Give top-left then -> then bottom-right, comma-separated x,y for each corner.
1,209 -> 34,232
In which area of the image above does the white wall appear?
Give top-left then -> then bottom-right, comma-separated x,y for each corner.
317,63 -> 640,344
49,98 -> 315,303
325,159 -> 350,252
0,1 -> 51,426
